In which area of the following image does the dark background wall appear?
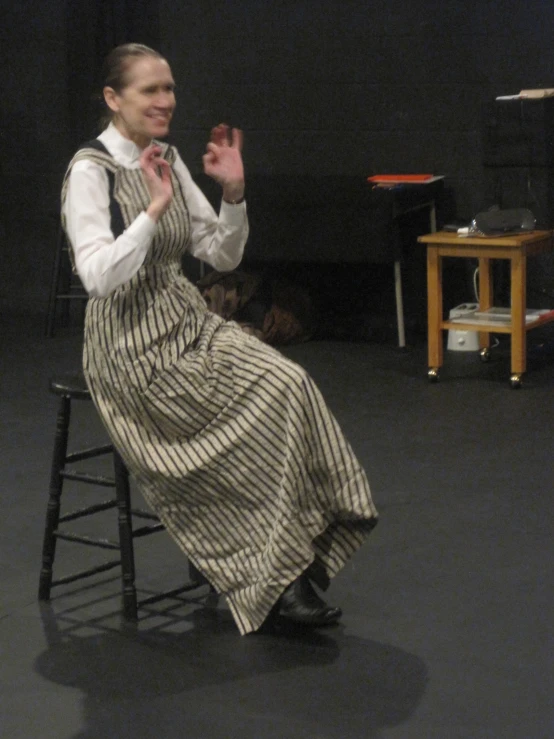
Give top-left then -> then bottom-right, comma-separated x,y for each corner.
2,0 -> 554,316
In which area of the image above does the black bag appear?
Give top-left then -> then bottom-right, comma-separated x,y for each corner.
473,208 -> 536,236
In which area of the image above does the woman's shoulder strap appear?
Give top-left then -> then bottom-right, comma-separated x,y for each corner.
62,139 -> 124,239
79,138 -> 110,154
67,139 -> 119,173
80,139 -> 110,154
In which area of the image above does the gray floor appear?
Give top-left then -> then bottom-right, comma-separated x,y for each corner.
2,311 -> 554,739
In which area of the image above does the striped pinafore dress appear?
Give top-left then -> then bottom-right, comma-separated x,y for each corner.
61,141 -> 378,634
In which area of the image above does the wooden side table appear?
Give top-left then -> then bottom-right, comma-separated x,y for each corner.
417,230 -> 554,387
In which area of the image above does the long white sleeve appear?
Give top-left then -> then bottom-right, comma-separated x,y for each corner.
172,154 -> 248,273
64,162 -> 157,297
63,125 -> 249,298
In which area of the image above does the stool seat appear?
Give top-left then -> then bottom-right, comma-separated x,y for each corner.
49,374 -> 90,399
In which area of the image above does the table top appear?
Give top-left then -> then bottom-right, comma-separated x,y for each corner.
418,230 -> 553,247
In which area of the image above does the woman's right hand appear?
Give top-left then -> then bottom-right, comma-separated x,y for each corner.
140,145 -> 173,222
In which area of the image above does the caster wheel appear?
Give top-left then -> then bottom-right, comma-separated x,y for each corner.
510,373 -> 523,389
479,348 -> 491,363
428,368 -> 439,383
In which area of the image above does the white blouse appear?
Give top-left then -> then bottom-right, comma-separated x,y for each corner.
63,123 -> 249,297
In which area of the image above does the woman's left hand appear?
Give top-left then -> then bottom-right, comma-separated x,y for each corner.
140,145 -> 173,222
202,123 -> 245,202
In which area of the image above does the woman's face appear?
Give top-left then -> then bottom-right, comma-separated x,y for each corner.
105,56 -> 176,148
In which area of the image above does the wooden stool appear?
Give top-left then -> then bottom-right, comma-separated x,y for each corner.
38,374 -> 207,620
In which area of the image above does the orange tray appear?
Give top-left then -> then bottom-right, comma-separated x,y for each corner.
367,174 -> 434,183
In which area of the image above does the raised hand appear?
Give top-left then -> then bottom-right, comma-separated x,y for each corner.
202,124 -> 245,202
140,145 -> 173,222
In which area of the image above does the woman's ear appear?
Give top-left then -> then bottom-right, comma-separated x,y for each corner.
103,86 -> 119,113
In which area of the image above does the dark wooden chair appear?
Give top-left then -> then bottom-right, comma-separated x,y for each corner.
44,228 -> 88,338
38,373 -> 208,620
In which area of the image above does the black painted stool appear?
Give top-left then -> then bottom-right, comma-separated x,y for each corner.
38,373 -> 207,620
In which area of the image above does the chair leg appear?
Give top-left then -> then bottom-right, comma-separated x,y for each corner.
113,450 -> 138,621
394,259 -> 406,348
39,395 -> 70,600
45,229 -> 64,338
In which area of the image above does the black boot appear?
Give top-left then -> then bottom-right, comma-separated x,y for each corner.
278,574 -> 342,627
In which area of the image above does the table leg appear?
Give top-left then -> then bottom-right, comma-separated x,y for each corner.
478,257 -> 492,350
510,252 -> 527,375
427,246 -> 443,370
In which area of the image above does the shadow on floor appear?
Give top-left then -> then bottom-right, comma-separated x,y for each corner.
35,601 -> 428,739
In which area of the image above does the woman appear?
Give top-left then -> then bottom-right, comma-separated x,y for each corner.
62,43 -> 378,635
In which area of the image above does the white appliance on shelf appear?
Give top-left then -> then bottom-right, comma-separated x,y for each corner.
447,303 -> 480,351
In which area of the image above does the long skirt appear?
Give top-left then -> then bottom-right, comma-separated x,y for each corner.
83,269 -> 378,634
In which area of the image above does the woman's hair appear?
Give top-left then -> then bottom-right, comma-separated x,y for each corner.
102,43 -> 164,92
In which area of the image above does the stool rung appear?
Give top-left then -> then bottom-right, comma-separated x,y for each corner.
130,508 -> 159,521
66,444 -> 113,463
54,531 -> 120,549
132,523 -> 165,538
61,469 -> 115,486
59,499 -> 117,523
50,558 -> 121,587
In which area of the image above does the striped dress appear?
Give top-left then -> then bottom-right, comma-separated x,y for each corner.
62,143 -> 378,634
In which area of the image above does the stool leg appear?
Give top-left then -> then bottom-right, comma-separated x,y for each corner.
113,451 -> 138,621
39,395 -> 70,600
188,561 -> 211,587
